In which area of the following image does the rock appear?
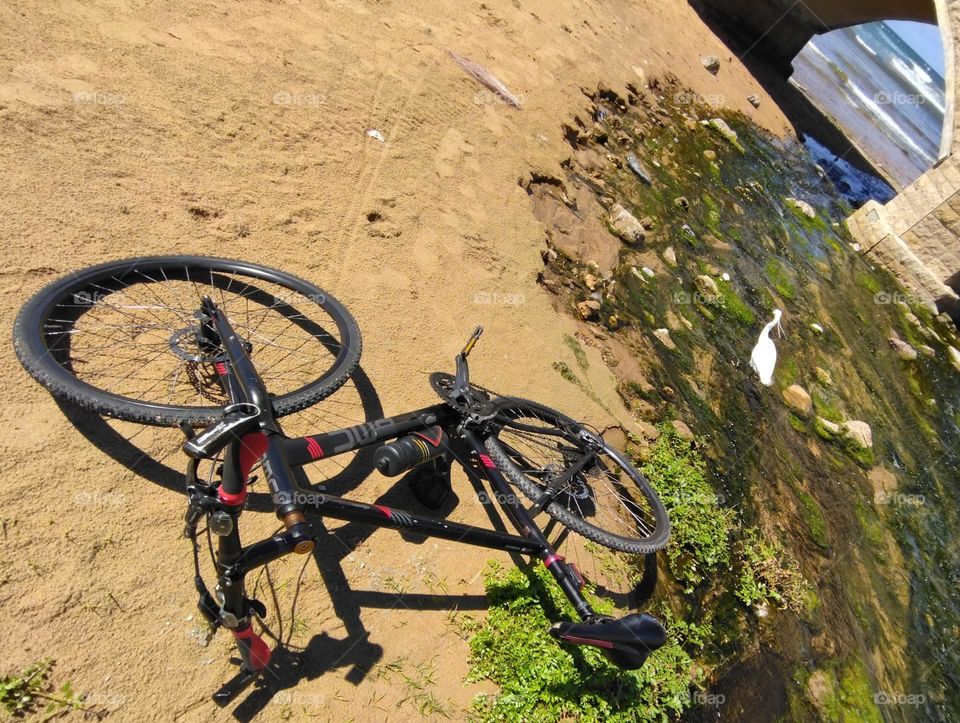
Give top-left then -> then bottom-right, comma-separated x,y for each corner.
626,153 -> 653,185
948,346 -> 960,373
653,328 -> 676,349
842,420 -> 872,449
669,419 -> 694,440
584,273 -> 599,291
577,299 -> 601,320
782,385 -> 813,417
817,417 -> 840,435
810,323 -> 824,334
609,204 -> 646,244
540,247 -> 558,264
887,337 -> 917,361
630,266 -> 646,283
608,314 -> 619,327
663,246 -> 677,267
636,420 -> 661,442
674,196 -> 689,211
747,94 -> 761,108
904,312 -> 922,328
720,272 -> 730,282
642,266 -> 655,278
694,274 -> 720,303
701,55 -> 721,75
705,118 -> 745,152
703,149 -> 716,161
814,367 -> 833,386
784,197 -> 816,220
918,344 -> 936,358
640,216 -> 655,230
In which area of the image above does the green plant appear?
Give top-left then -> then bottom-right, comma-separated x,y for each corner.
1,658 -> 87,720
734,529 -> 811,614
465,562 -> 704,722
640,426 -> 732,591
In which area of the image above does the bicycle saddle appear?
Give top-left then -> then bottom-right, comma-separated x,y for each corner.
550,613 -> 667,669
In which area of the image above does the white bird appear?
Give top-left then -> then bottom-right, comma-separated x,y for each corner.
750,309 -> 783,386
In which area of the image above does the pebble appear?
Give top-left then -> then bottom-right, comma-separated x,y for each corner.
703,149 -> 716,161
810,323 -> 824,334
674,196 -> 690,211
626,153 -> 653,185
663,246 -> 677,267
577,299 -> 601,320
948,346 -> 960,373
701,55 -> 721,75
784,197 -> 816,220
653,328 -> 676,349
609,203 -> 647,244
695,274 -> 720,302
782,385 -> 812,417
887,337 -> 918,361
747,94 -> 761,108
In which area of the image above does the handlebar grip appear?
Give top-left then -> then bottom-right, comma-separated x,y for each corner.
232,623 -> 271,671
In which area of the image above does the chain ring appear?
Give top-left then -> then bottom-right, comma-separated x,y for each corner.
429,372 -> 498,421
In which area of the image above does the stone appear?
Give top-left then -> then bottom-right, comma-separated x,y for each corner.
747,94 -> 760,108
705,118 -> 745,152
887,337 -> 918,361
541,247 -> 558,264
584,273 -> 599,291
609,204 -> 646,244
626,153 -> 653,185
814,367 -> 833,386
663,246 -> 677,267
642,266 -> 655,278
640,216 -> 655,230
694,274 -> 720,303
630,266 -> 646,283
817,417 -> 840,435
670,419 -> 695,440
653,328 -> 676,349
701,55 -> 721,75
674,196 -> 690,211
810,323 -> 824,334
784,197 -> 816,220
782,385 -> 812,416
918,344 -> 936,357
577,299 -> 600,320
703,149 -> 716,161
948,346 -> 960,373
842,420 -> 873,449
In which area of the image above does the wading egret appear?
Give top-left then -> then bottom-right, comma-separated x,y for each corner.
750,309 -> 783,386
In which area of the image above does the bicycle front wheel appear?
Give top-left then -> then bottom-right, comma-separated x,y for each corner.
484,397 -> 670,554
14,256 -> 362,426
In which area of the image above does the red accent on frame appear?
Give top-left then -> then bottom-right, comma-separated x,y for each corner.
215,362 -> 228,376
558,634 -> 614,649
232,623 -> 272,670
305,437 -> 324,460
219,487 -> 247,506
373,504 -> 393,520
413,427 -> 444,447
543,554 -> 564,568
478,454 -> 496,469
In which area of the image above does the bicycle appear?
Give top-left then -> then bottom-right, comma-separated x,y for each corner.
13,256 -> 671,705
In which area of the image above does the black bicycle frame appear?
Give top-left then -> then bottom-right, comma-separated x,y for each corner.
200,300 -> 600,664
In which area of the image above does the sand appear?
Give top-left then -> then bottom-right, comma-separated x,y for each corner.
0,1 -> 792,720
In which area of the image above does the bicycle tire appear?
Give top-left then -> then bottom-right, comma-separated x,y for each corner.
13,256 -> 362,426
484,397 -> 670,554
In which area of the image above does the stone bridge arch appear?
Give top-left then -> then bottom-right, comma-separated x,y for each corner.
692,0 -> 960,314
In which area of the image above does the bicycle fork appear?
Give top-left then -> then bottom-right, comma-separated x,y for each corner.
460,429 -> 600,622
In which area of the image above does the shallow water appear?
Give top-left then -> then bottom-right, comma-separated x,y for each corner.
534,80 -> 960,720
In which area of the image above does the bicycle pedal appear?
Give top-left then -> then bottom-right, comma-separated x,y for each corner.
212,666 -> 262,708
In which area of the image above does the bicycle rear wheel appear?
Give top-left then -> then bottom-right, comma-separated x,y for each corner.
484,397 -> 669,554
13,256 -> 362,426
